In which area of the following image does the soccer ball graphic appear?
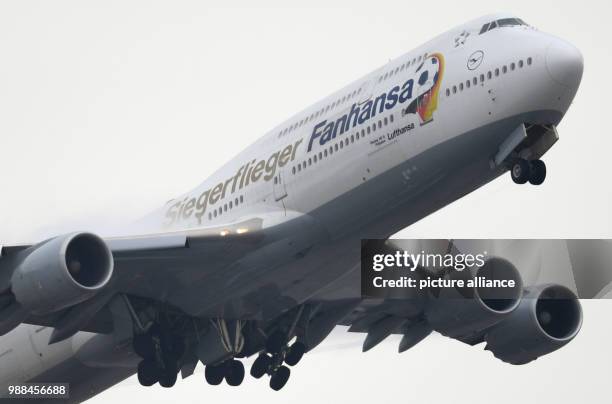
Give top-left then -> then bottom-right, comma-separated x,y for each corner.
413,53 -> 444,125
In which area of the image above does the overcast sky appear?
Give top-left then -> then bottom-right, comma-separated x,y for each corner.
0,0 -> 611,403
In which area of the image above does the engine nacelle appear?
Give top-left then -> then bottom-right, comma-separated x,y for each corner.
425,257 -> 523,338
484,284 -> 582,365
10,233 -> 114,315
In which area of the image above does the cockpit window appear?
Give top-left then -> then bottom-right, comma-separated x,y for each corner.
479,18 -> 527,34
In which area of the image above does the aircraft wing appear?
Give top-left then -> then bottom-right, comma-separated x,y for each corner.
0,210 -> 327,340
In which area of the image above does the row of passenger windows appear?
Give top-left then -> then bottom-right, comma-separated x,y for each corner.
292,114 -> 395,175
278,88 -> 362,138
208,195 -> 245,220
377,53 -> 428,83
445,57 -> 533,97
277,52 -> 429,140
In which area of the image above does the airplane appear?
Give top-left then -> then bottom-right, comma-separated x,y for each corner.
0,12 -> 584,403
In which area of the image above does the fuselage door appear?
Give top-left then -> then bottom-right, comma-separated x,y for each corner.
273,170 -> 288,202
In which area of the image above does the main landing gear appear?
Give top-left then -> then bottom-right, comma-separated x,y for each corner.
205,359 -> 245,386
510,158 -> 546,185
249,330 -> 306,391
134,324 -> 185,388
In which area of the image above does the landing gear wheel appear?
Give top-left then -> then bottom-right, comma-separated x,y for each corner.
225,360 -> 245,386
205,364 -> 224,385
511,159 -> 530,184
528,159 -> 546,185
269,365 -> 290,391
133,334 -> 155,359
158,368 -> 178,388
137,359 -> 159,387
251,354 -> 272,379
265,330 -> 286,354
284,342 -> 306,366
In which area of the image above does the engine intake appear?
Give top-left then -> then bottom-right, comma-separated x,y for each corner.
484,284 -> 582,364
10,232 -> 113,314
425,257 -> 523,338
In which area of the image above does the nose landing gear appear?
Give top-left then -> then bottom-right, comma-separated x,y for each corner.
511,159 -> 546,185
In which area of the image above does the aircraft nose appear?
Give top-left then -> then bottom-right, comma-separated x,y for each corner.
545,40 -> 584,89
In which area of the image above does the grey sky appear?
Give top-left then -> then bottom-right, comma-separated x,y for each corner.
0,1 -> 610,402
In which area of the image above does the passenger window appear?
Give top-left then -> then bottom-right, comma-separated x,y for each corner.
377,121 -> 382,129
351,134 -> 355,142
318,152 -> 323,160
214,210 -> 217,218
511,62 -> 516,70
452,86 -> 457,94
334,144 -> 339,151
390,114 -> 394,122
459,83 -> 464,91
224,204 -> 227,212
518,60 -> 524,68
527,57 -> 533,65
495,68 -> 499,76
466,80 -> 471,88
384,117 -> 388,126
502,65 -> 508,74
314,155 -> 318,163
240,196 -> 244,203
235,198 -> 239,205
324,149 -> 328,157
340,141 -> 344,149
446,89 -> 450,96
487,71 -> 492,79
367,126 -> 371,135
473,77 -> 478,85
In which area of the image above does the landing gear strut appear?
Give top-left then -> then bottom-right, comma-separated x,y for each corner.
511,159 -> 546,185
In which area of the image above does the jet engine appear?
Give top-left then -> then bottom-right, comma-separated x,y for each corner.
484,284 -> 582,364
425,257 -> 523,338
9,232 -> 114,315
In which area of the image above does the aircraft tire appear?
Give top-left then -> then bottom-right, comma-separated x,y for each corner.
137,359 -> 159,387
511,159 -> 530,184
284,342 -> 306,366
528,160 -> 547,185
225,360 -> 245,386
251,354 -> 272,379
205,364 -> 224,385
269,365 -> 290,391
158,368 -> 178,388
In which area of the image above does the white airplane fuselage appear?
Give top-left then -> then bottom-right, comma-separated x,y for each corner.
0,13 -> 583,403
